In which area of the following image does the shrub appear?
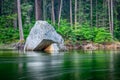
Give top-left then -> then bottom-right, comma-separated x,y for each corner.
55,19 -> 72,40
55,20 -> 114,43
94,28 -> 113,43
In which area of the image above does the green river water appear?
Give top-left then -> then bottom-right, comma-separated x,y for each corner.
0,50 -> 120,80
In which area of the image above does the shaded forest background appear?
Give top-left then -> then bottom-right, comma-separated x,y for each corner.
0,0 -> 120,44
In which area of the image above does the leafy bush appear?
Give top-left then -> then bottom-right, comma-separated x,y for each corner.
0,27 -> 19,43
73,26 -> 94,41
0,15 -> 35,44
55,20 -> 114,43
94,27 -> 113,43
55,19 -> 72,40
0,14 -> 17,28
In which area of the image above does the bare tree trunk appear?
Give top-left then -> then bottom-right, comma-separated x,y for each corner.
74,0 -> 77,28
57,0 -> 60,19
13,0 -> 17,29
96,0 -> 98,27
35,0 -> 42,20
51,0 -> 55,25
104,0 -> 108,27
102,0 -> 105,27
108,0 -> 111,33
111,0 -> 114,37
17,0 -> 24,41
58,0 -> 63,27
78,0 -> 82,24
90,0 -> 93,27
43,0 -> 47,20
70,0 -> 73,27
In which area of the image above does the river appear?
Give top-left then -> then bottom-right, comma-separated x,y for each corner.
0,50 -> 120,80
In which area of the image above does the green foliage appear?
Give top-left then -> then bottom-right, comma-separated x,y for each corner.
0,27 -> 19,43
0,14 -> 35,44
55,20 -> 113,43
0,23 -> 35,44
0,14 -> 18,43
0,14 -> 17,28
73,24 -> 94,41
94,31 -> 113,43
94,27 -> 113,43
55,20 -> 72,40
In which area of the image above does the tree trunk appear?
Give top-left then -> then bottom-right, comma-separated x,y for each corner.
17,0 -> 24,41
111,0 -> 114,37
70,0 -> 73,27
78,0 -> 82,24
90,0 -> 93,27
96,0 -> 98,27
51,0 -> 55,25
108,0 -> 111,33
74,0 -> 77,28
102,0 -> 105,27
13,0 -> 17,29
35,0 -> 42,20
58,0 -> 63,27
43,0 -> 47,20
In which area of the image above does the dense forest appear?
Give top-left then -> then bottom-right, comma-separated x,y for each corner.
0,0 -> 120,45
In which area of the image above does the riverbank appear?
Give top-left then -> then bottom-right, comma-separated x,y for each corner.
65,41 -> 120,50
1,41 -> 120,51
0,43 -> 16,50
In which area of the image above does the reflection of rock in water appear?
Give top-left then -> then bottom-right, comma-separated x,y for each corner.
24,21 -> 65,52
18,51 -> 64,80
25,51 -> 43,57
25,51 -> 64,56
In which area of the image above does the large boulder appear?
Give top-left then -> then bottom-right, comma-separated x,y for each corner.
24,21 -> 65,51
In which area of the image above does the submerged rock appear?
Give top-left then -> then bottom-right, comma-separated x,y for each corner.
24,21 -> 65,51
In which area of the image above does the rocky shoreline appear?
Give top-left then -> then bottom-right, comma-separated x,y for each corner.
65,42 -> 120,50
1,42 -> 120,51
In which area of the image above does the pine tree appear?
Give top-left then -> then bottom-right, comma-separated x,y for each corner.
17,0 -> 24,41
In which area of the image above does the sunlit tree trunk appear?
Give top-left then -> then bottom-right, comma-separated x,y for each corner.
58,0 -> 63,27
51,0 -> 55,24
108,0 -> 113,36
70,0 -> 73,27
108,0 -> 111,33
74,0 -> 77,28
111,0 -> 114,37
90,0 -> 93,27
17,0 -> 24,41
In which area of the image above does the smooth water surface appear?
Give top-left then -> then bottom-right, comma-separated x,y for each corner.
0,50 -> 120,80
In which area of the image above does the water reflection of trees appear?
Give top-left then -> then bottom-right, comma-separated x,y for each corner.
1,50 -> 120,80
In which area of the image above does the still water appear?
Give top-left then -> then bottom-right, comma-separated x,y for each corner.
0,50 -> 120,80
